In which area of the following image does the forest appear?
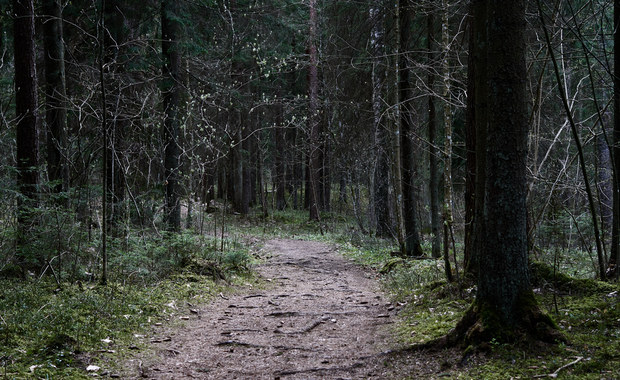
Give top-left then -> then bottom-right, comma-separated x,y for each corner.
0,0 -> 619,378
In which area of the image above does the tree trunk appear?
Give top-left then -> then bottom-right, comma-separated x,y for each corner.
475,0 -> 552,337
320,114 -> 331,212
441,0 -> 560,347
441,0 -> 454,280
469,0 -> 488,275
391,1 -> 406,254
597,128 -> 613,236
370,3 -> 391,238
463,3 -> 476,272
610,0 -> 620,279
399,0 -> 422,257
275,105 -> 287,210
43,0 -> 68,197
14,0 -> 39,256
428,13 -> 441,259
104,0 -> 128,230
308,0 -> 320,221
162,0 -> 182,231
241,124 -> 251,215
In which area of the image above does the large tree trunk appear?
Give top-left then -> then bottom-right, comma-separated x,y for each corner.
162,0 -> 182,231
370,3 -> 391,238
468,0 -> 488,275
418,0 -> 562,350
428,13 -> 441,259
479,0 -> 531,325
441,0 -> 560,346
14,0 -> 39,254
399,0 -> 422,257
43,0 -> 68,197
461,0 -> 555,343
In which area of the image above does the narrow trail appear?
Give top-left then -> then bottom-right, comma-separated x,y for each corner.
127,238 -> 398,379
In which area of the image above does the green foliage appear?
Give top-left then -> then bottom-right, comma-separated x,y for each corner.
0,233 -> 255,378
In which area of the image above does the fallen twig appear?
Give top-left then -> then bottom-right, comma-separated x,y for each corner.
533,356 -> 583,378
215,340 -> 264,349
274,361 -> 364,376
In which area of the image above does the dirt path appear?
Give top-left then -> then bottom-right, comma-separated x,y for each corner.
127,238 -> 398,379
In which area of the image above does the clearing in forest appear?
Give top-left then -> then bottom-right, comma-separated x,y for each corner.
125,238 -> 400,379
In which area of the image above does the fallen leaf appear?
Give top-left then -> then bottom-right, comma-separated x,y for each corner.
86,365 -> 101,372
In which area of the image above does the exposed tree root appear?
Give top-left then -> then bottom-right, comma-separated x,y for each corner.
393,301 -> 565,356
214,340 -> 319,352
273,361 -> 364,377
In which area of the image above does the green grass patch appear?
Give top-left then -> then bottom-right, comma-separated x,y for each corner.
0,230 -> 256,378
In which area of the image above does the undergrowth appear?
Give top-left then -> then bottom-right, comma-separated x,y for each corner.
2,208 -> 618,378
287,210 -> 620,379
0,230 -> 256,379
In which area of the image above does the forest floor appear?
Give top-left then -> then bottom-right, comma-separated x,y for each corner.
120,238 -> 448,379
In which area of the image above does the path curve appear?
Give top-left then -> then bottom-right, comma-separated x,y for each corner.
129,238 -> 395,379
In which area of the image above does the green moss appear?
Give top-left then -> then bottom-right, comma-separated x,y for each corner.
531,261 -> 615,294
0,243 -> 257,378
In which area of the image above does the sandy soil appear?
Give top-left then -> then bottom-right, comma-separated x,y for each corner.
123,238 -> 406,379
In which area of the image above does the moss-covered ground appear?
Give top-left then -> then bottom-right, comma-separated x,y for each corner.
337,225 -> 620,379
231,209 -> 619,378
0,231 -> 257,379
1,209 -> 618,378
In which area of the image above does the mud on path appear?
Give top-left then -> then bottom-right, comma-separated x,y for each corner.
127,238 -> 398,379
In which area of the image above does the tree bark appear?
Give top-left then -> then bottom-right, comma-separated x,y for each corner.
308,0 -> 320,221
441,0 -> 454,280
275,104 -> 287,210
438,0 -> 560,347
469,0 -> 488,275
14,0 -> 39,251
104,0 -> 128,229
479,0 -> 533,328
391,0 -> 406,254
43,0 -> 68,197
399,0 -> 423,257
463,3 -> 476,272
370,2 -> 391,238
162,0 -> 182,231
610,0 -> 620,279
427,0 -> 561,347
428,13 -> 441,259
597,127 -> 613,235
